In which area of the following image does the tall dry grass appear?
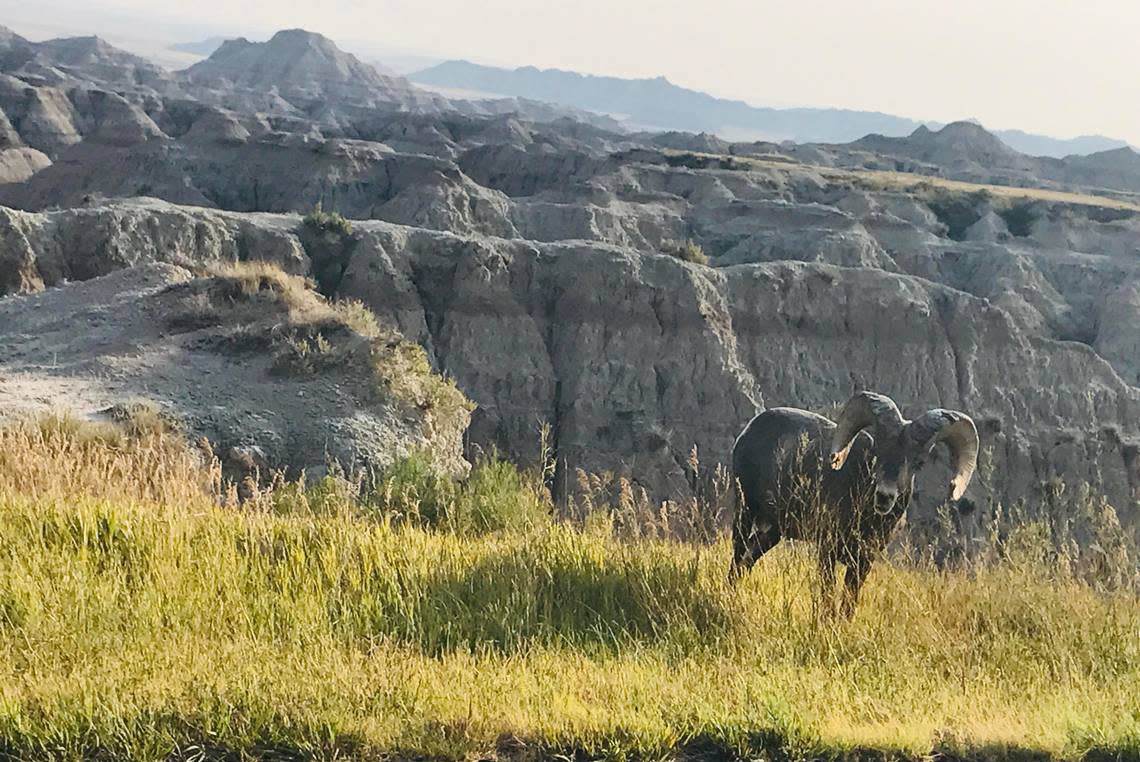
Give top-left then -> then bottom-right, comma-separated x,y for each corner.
0,416 -> 1137,761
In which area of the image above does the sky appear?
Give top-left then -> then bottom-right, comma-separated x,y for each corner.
3,0 -> 1138,143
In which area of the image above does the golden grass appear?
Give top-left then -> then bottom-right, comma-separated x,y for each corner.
657,147 -> 1140,212
847,169 -> 1140,212
0,418 -> 1138,761
661,238 -> 710,266
743,152 -> 1140,211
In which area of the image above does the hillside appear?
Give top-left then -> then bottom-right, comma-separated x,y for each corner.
0,24 -> 1139,548
846,121 -> 1041,178
0,253 -> 472,481
179,28 -> 449,115
0,414 -> 1137,761
0,26 -> 172,93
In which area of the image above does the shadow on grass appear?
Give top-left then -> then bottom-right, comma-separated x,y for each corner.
332,539 -> 739,655
2,729 -> 1136,762
494,732 -> 1140,762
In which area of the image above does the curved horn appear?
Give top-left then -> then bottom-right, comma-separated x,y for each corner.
907,409 -> 980,501
829,391 -> 905,470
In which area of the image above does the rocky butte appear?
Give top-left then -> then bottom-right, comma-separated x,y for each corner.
0,26 -> 1138,536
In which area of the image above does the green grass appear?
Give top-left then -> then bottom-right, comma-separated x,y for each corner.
0,421 -> 1138,761
301,204 -> 354,238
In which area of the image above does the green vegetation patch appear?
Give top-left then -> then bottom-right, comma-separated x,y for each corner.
299,203 -> 356,294
915,184 -> 993,240
301,204 -> 354,238
995,200 -> 1039,237
662,238 -> 710,265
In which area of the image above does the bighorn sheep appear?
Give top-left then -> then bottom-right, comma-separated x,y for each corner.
729,391 -> 979,616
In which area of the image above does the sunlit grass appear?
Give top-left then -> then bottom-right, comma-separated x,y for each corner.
847,168 -> 1140,211
660,147 -> 1140,212
0,417 -> 1137,760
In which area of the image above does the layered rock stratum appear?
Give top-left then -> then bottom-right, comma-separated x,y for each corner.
0,24 -> 1137,530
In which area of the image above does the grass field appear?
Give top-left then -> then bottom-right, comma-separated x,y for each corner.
659,148 -> 1140,213
0,417 -> 1138,761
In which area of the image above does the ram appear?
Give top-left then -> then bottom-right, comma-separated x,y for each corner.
730,391 -> 979,616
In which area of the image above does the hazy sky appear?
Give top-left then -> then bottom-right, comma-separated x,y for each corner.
4,0 -> 1138,143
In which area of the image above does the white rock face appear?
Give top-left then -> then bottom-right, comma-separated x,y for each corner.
964,210 -> 1009,242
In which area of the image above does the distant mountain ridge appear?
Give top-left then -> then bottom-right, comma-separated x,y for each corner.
412,60 -> 927,144
412,60 -> 1132,158
992,128 -> 1129,159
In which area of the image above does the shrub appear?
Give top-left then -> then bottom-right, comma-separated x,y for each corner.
663,152 -> 744,171
301,203 -> 353,237
299,204 -> 355,294
662,238 -> 709,265
919,187 -> 992,240
996,201 -> 1038,237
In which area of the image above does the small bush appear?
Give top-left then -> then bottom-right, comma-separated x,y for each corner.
301,203 -> 353,237
662,238 -> 709,265
270,328 -> 342,376
368,338 -> 471,419
299,204 -> 356,294
663,152 -> 744,171
918,187 -> 992,240
996,201 -> 1038,237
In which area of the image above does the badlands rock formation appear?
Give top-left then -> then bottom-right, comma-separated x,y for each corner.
179,29 -> 453,117
0,198 -> 1137,527
0,25 -> 1138,529
0,249 -> 471,480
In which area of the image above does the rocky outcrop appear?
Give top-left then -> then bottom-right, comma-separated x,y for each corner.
1,23 -> 1139,531
0,200 -> 308,289
1,200 -> 1137,527
1095,283 -> 1140,386
179,29 -> 450,117
0,145 -> 49,184
0,75 -> 82,155
24,35 -> 172,93
0,260 -> 471,480
334,222 -> 1140,524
